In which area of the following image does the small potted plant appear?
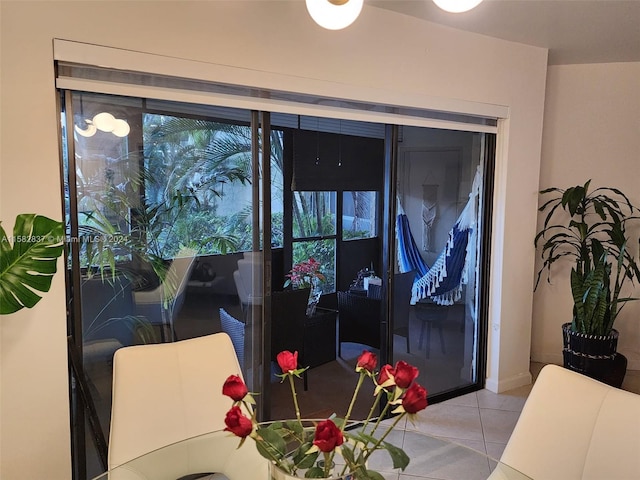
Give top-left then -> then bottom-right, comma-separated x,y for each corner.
534,180 -> 640,386
284,258 -> 326,316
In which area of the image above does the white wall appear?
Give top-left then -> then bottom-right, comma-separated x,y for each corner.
0,1 -> 548,478
533,62 -> 640,369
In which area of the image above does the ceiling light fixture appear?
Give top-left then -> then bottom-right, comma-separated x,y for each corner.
305,0 -> 364,30
74,112 -> 130,138
432,0 -> 483,13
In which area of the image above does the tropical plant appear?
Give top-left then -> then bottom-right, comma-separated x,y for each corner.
0,214 -> 65,314
534,180 -> 640,335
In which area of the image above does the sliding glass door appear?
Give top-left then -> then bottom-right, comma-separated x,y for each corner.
62,91 -> 274,479
61,89 -> 494,479
388,126 -> 493,400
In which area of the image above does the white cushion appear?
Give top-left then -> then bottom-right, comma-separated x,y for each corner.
109,333 -> 268,479
494,364 -> 640,480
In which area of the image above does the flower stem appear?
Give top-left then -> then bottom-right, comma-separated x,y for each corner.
288,374 -> 302,423
323,452 -> 331,477
370,394 -> 393,436
362,412 -> 406,465
362,389 -> 382,429
329,371 -> 365,473
342,372 -> 365,432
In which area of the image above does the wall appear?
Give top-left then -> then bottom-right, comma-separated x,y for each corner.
0,1 -> 548,478
533,62 -> 640,369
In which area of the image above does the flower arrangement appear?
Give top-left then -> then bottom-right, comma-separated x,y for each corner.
222,350 -> 428,479
284,257 -> 326,290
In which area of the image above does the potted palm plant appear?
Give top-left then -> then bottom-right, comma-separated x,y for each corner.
534,180 -> 640,386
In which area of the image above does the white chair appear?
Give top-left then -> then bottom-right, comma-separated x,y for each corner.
232,251 -> 263,316
134,247 -> 197,341
489,364 -> 640,480
108,332 -> 268,479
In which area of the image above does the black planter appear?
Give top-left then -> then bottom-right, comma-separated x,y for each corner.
562,322 -> 627,387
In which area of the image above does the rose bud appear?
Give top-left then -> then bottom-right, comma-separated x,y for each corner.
222,374 -> 248,401
402,382 -> 428,414
355,350 -> 377,373
313,419 -> 344,453
394,360 -> 419,389
276,350 -> 298,374
377,364 -> 396,390
223,405 -> 253,438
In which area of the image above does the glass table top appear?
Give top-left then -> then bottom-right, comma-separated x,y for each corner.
92,427 -> 530,480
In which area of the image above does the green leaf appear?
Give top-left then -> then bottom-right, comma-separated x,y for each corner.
255,426 -> 287,461
360,470 -> 386,480
0,214 -> 65,314
304,466 -> 325,478
294,445 -> 318,469
382,441 -> 410,470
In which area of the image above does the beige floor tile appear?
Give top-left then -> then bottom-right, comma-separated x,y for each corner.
485,441 -> 507,460
407,403 -> 484,442
435,436 -> 487,455
479,408 -> 521,444
442,391 -> 478,408
476,386 -> 530,412
400,436 -> 493,480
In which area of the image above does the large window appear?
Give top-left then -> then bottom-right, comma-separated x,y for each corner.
64,92 -> 283,479
62,88 -> 493,480
342,191 -> 377,240
292,191 -> 337,293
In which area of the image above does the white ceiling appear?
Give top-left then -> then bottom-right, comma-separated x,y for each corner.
370,0 -> 640,65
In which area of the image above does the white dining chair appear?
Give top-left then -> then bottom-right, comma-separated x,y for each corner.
108,332 -> 268,479
232,251 -> 263,319
133,247 -> 197,341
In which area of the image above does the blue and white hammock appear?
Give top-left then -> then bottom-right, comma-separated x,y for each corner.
397,168 -> 481,306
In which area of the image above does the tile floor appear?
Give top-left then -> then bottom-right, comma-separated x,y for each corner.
373,362 -> 640,479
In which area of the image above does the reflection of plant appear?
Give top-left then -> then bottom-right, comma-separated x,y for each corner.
84,314 -> 159,345
222,350 -> 428,479
0,214 -> 65,314
284,257 -> 325,290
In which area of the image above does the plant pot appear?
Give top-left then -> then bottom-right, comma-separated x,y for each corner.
306,286 -> 322,317
268,461 -> 354,480
562,322 -> 626,387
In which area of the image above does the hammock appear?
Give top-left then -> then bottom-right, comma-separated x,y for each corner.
396,168 -> 481,305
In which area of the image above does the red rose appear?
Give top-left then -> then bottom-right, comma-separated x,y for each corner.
222,374 -> 248,401
394,360 -> 419,389
276,350 -> 298,373
313,419 -> 344,453
402,382 -> 428,414
377,364 -> 395,390
356,350 -> 377,373
224,405 -> 253,438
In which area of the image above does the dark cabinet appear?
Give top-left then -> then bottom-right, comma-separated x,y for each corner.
304,307 -> 337,368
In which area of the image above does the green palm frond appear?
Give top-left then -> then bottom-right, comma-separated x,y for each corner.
0,214 -> 65,314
